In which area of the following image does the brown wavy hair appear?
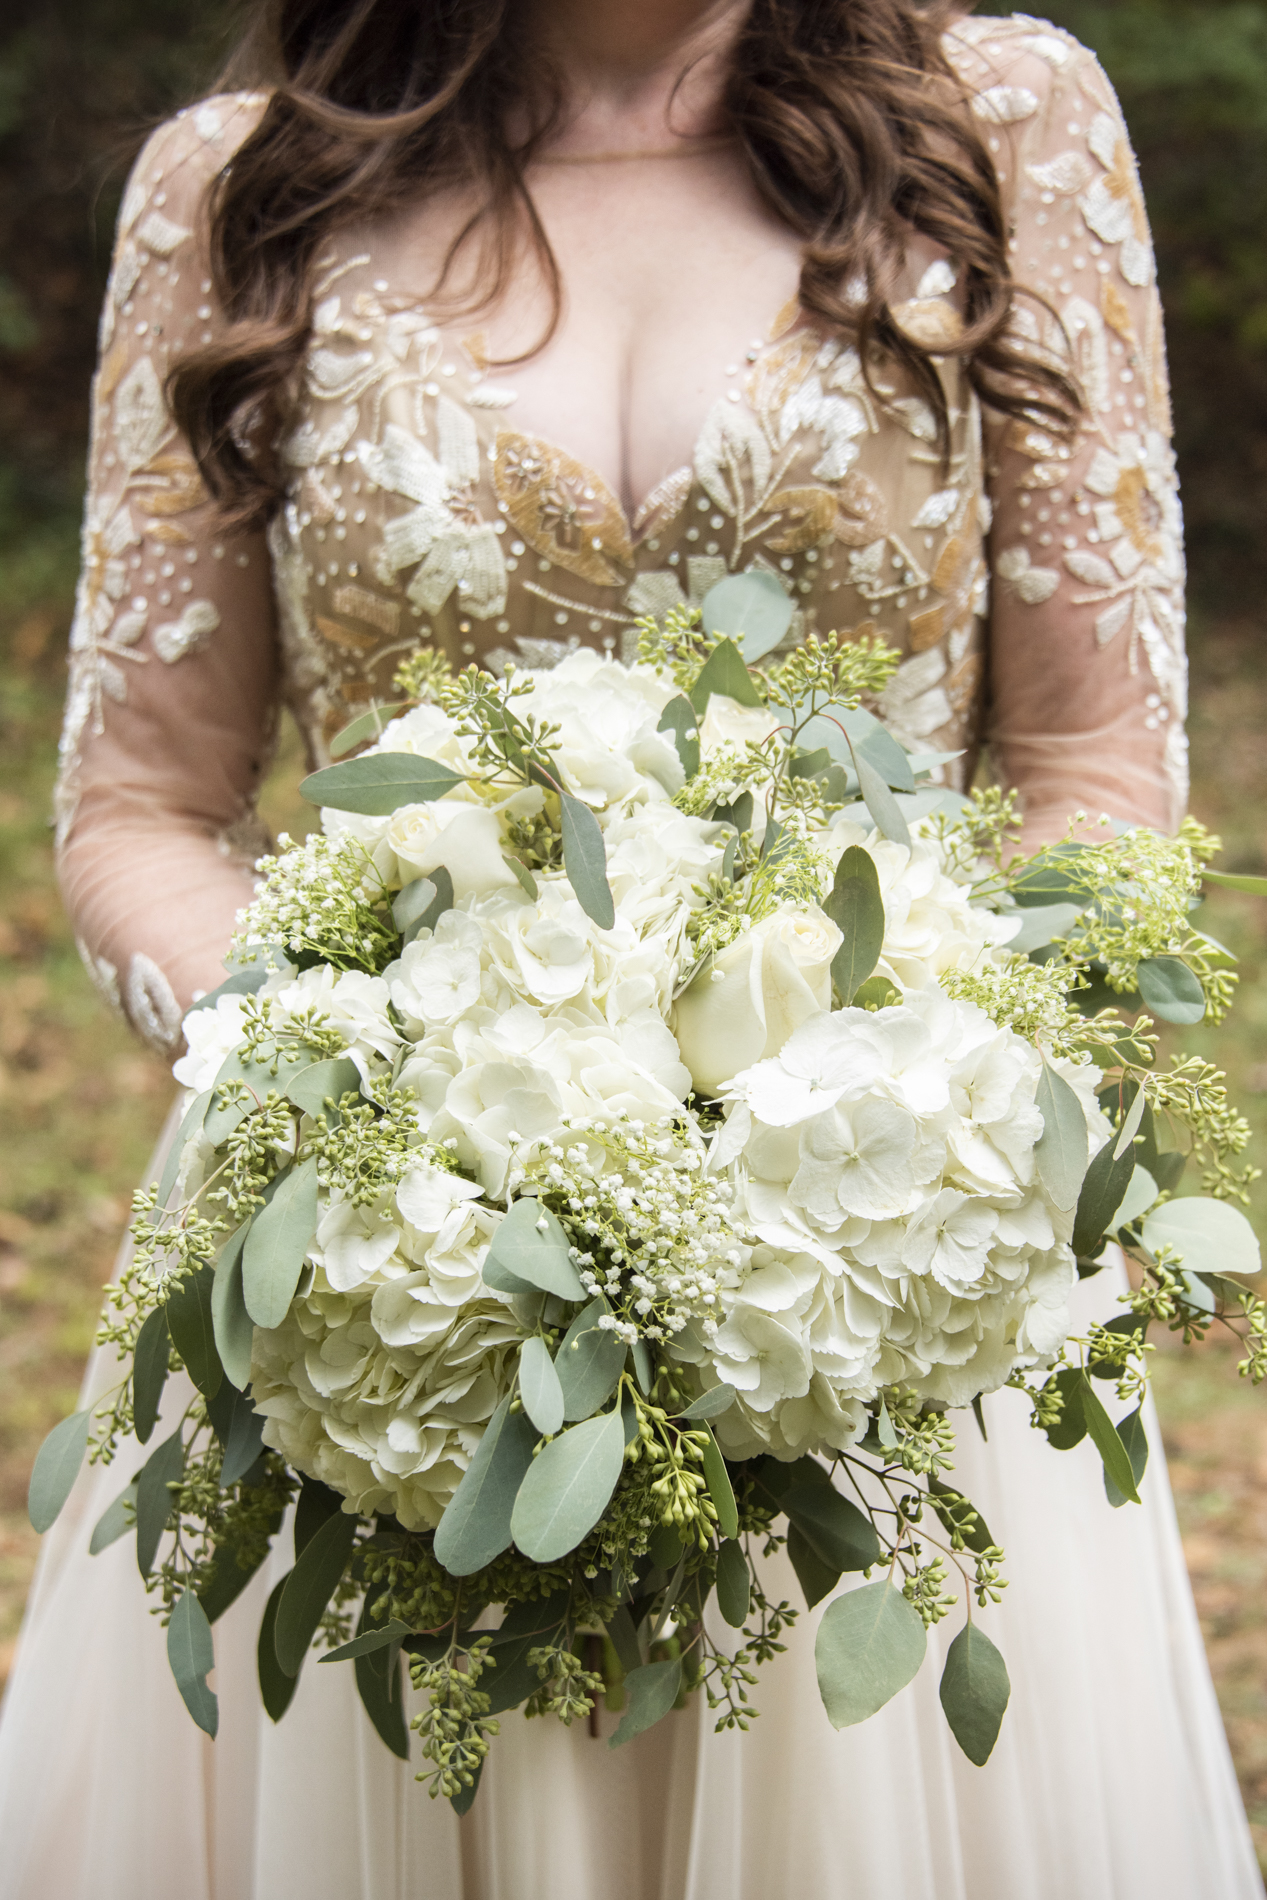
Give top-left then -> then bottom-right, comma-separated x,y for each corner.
170,0 -> 1080,530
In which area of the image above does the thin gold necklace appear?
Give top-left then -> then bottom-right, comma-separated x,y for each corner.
534,134 -> 735,165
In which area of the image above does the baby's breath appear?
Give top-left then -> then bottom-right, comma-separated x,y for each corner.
233,832 -> 399,973
518,1117 -> 751,1345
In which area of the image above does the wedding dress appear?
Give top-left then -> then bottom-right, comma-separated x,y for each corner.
0,15 -> 1259,1897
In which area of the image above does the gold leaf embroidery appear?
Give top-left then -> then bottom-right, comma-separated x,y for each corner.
144,521 -> 192,544
633,466 -> 692,539
317,615 -> 380,653
891,299 -> 964,350
933,535 -> 967,596
331,583 -> 401,638
494,431 -> 633,588
946,652 -> 982,713
908,605 -> 945,652
765,487 -> 838,553
1100,279 -> 1135,342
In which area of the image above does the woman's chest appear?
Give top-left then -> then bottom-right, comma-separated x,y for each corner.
270,218 -> 990,782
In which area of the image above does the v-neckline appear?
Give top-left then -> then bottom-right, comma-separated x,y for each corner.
448,295 -> 810,537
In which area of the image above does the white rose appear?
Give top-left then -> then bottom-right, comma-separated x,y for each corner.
673,904 -> 842,1095
698,693 -> 782,755
387,800 -> 518,900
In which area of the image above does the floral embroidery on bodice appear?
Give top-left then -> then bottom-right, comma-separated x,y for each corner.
53,17 -> 1189,1050
269,266 -> 989,769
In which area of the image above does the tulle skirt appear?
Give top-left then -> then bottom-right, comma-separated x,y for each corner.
0,1117 -> 1260,1900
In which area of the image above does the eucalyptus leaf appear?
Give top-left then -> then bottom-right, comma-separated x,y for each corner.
850,746 -> 911,847
609,1657 -> 683,1748
356,1637 -> 410,1760
301,752 -> 467,814
1104,1406 -> 1149,1509
700,1425 -> 738,1540
877,1398 -> 898,1449
519,1335 -> 565,1438
835,705 -> 915,792
204,1050 -> 274,1147
294,1472 -> 343,1559
782,1482 -> 881,1573
392,867 -> 454,942
701,570 -> 794,664
1140,1195 -> 1261,1279
211,1224 -> 254,1392
786,1521 -> 841,1609
928,1476 -> 996,1558
815,1580 -> 927,1728
322,1618 -> 414,1664
135,1426 -> 185,1576
208,1384 -> 267,1488
1202,870 -> 1267,895
1136,955 -> 1206,1025
939,1623 -> 1010,1765
631,1340 -> 652,1395
1108,1165 -> 1159,1231
851,975 -> 901,1011
606,1603 -> 644,1675
1006,903 -> 1083,955
168,1589 -> 218,1738
155,1087 -> 213,1207
1112,1082 -> 1148,1161
197,1528 -> 274,1625
559,791 -> 616,929
1007,845 -> 1090,907
482,1197 -> 587,1302
1078,1374 -> 1140,1505
132,1304 -> 170,1445
258,1578 -> 300,1721
451,1760 -> 485,1816
433,1395 -> 537,1575
183,967 -> 269,1018
166,1264 -> 222,1401
1070,1133 -> 1138,1259
713,789 -> 754,834
1041,1366 -> 1087,1451
656,695 -> 701,779
89,1477 -> 138,1555
274,1507 -> 359,1675
555,1298 -> 627,1422
716,1538 -> 751,1628
242,1157 -> 319,1329
1034,1059 -> 1089,1211
328,701 -> 411,759
678,1384 -> 737,1421
284,1056 -> 363,1121
503,856 -> 539,899
823,844 -> 885,1004
510,1407 -> 626,1562
688,636 -> 764,712
27,1409 -> 91,1533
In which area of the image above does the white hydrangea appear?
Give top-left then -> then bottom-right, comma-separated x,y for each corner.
695,985 -> 1107,1458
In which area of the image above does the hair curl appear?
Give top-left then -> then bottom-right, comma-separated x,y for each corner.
169,0 -> 1080,530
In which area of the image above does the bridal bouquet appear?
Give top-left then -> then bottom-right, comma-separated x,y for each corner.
31,574 -> 1266,1806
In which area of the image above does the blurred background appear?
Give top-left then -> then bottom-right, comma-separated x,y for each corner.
0,0 -> 1265,1863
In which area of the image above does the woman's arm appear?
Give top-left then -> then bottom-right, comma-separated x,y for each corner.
56,94 -> 280,1048
949,21 -> 1186,849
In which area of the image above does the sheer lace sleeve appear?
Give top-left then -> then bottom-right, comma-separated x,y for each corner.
946,17 -> 1187,845
56,94 -> 279,1049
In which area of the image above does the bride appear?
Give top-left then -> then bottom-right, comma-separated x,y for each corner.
0,0 -> 1260,1894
